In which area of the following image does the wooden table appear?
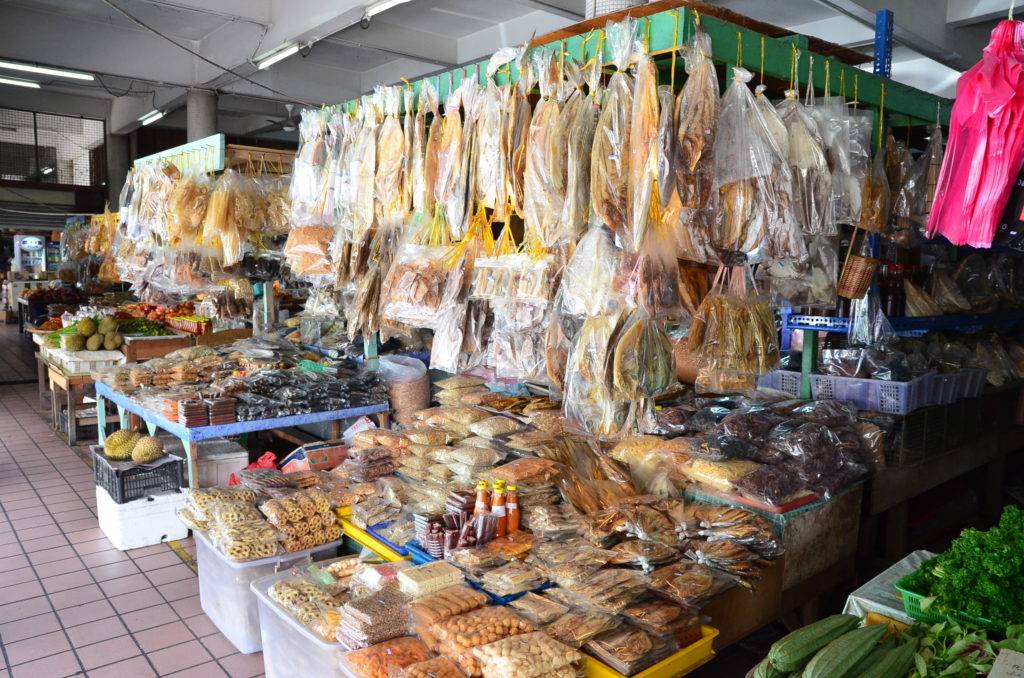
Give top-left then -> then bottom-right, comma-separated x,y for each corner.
48,366 -> 97,445
95,382 -> 389,488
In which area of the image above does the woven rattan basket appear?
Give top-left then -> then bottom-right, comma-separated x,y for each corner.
837,227 -> 878,299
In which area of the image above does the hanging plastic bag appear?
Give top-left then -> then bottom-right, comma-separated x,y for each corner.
506,44 -> 534,219
847,286 -> 894,347
523,51 -> 566,250
713,68 -> 803,264
625,46 -> 660,253
561,226 -> 621,318
765,235 -> 838,308
857,150 -> 891,234
591,17 -> 637,233
560,57 -> 600,240
675,25 -> 718,210
777,91 -> 835,236
929,269 -> 971,313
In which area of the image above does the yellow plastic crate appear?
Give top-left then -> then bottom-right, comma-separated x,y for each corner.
583,626 -> 718,678
333,506 -> 353,519
339,518 -> 409,562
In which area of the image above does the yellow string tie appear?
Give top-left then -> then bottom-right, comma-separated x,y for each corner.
670,10 -> 679,90
854,73 -> 859,109
877,82 -> 886,149
760,36 -> 765,85
736,31 -> 742,67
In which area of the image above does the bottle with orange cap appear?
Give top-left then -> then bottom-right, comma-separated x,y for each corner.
474,480 -> 490,516
491,481 -> 507,537
506,484 -> 520,533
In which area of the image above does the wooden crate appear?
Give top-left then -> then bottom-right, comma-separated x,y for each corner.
195,328 -> 252,347
120,334 -> 193,362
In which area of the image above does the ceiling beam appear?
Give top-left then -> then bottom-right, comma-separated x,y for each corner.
506,0 -> 584,22
811,0 -> 985,71
946,0 -> 1016,26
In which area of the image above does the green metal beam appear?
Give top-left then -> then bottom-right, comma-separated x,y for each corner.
341,7 -> 952,128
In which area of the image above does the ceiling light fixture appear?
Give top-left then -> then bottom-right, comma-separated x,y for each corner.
138,110 -> 164,126
364,0 -> 412,18
255,43 -> 300,70
0,60 -> 94,81
0,75 -> 40,89
40,167 -> 54,175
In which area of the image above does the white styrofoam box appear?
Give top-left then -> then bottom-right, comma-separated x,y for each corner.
251,559 -> 354,678
194,530 -> 342,654
96,485 -> 188,551
160,435 -> 249,487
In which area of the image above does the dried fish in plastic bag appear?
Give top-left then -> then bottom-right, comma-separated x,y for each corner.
591,17 -> 636,232
625,49 -> 659,253
675,26 -> 718,210
777,91 -> 835,236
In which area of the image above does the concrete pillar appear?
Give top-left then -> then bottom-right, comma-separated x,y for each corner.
186,89 -> 218,142
106,132 -> 130,209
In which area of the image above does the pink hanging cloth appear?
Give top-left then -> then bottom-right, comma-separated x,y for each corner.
927,20 -> 1024,248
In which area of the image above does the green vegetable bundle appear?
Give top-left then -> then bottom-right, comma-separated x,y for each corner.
903,621 -> 1024,677
46,322 -> 79,348
902,505 -> 1024,628
118,318 -> 173,336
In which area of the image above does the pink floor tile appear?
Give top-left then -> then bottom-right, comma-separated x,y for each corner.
133,550 -> 187,571
159,577 -> 199,602
99,572 -> 153,598
40,568 -> 95,593
4,630 -> 71,666
110,587 -> 165,614
0,580 -> 44,605
132,620 -> 195,653
48,582 -> 105,609
145,564 -> 195,586
33,556 -> 84,578
2,566 -> 38,586
9,649 -> 82,678
55,598 -> 116,627
219,651 -> 266,678
0,612 -> 61,644
147,639 -> 213,675
76,635 -> 142,671
0,595 -> 51,622
169,594 -> 202,618
182,613 -> 219,638
20,534 -> 70,553
85,655 -> 157,678
200,632 -> 239,660
167,661 -> 230,678
65,616 -> 129,648
90,559 -> 140,581
120,603 -> 181,633
80,549 -> 130,568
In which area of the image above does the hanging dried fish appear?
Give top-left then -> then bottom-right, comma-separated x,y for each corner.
423,80 -> 442,216
657,84 -> 677,211
402,88 -> 415,214
777,91 -> 834,236
625,50 -> 659,253
560,56 -> 600,239
349,108 -> 377,244
591,18 -> 637,233
612,310 -> 674,399
449,77 -> 480,239
375,86 -> 406,230
506,45 -> 534,218
476,80 -> 509,218
524,50 -> 565,249
434,82 -> 464,235
675,26 -> 718,209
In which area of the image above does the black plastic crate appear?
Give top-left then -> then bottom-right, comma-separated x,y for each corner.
92,448 -> 184,504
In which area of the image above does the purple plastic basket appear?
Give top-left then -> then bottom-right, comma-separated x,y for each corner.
809,374 -> 925,414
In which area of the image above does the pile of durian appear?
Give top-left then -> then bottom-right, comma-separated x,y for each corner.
103,429 -> 165,464
60,316 -> 123,352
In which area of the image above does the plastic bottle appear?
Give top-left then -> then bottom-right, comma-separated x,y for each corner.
506,484 -> 519,533
474,481 -> 490,516
491,484 -> 507,537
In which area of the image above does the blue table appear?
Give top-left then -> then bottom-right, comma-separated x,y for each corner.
95,382 -> 389,487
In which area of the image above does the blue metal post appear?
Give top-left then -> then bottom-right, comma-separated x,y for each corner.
873,10 -> 894,78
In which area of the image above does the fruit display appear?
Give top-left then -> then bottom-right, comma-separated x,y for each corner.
49,315 -> 123,352
36,317 -> 62,332
23,287 -> 83,307
130,435 -> 165,464
103,429 -> 141,460
118,318 -> 175,336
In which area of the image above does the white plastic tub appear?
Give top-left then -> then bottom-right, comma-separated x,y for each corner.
194,530 -> 342,654
251,559 -> 356,678
96,486 -> 188,550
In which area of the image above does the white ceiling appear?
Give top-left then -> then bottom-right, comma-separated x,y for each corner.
0,0 -> 1007,142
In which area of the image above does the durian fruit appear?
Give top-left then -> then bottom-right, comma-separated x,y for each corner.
131,435 -> 164,464
77,317 -> 97,337
61,333 -> 85,352
104,332 -> 123,350
97,317 -> 117,335
86,334 -> 103,351
104,429 -> 140,460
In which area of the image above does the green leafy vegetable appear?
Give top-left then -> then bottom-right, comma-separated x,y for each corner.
902,505 -> 1024,628
903,621 -> 1024,678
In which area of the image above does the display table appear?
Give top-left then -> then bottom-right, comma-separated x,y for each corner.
48,366 -> 97,445
843,550 -> 935,624
95,382 -> 389,487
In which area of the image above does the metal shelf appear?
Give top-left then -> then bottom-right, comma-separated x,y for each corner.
785,310 -> 1024,336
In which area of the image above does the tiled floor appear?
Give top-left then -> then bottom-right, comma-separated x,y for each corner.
0,326 -> 40,384
0,360 -> 267,677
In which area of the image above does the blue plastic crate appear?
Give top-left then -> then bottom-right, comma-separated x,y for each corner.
366,523 -> 409,557
809,374 -> 926,414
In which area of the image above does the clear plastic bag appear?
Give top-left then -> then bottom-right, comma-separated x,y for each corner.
777,91 -> 835,236
675,25 -> 718,211
858,150 -> 891,234
591,17 -> 637,234
561,227 -> 620,317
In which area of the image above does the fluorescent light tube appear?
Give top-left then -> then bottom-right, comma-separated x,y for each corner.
0,61 -> 93,81
365,0 -> 412,18
0,76 -> 40,89
256,44 -> 300,70
40,167 -> 53,175
139,111 -> 164,126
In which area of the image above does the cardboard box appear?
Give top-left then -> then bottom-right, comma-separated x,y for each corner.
280,440 -> 348,473
0,310 -> 15,325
